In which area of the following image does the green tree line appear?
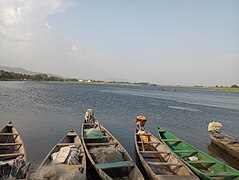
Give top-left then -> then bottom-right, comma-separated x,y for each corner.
0,70 -> 77,82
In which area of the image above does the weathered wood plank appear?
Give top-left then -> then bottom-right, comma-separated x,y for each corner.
137,141 -> 160,144
174,150 -> 197,153
86,142 -> 117,146
0,143 -> 22,146
187,160 -> 216,164
95,161 -> 135,169
0,133 -> 18,136
0,153 -> 24,157
147,161 -> 182,166
57,143 -> 81,146
140,151 -> 169,154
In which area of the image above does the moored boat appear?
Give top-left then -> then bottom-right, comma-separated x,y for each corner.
156,125 -> 239,180
135,128 -> 199,179
82,109 -> 144,180
208,122 -> 239,159
33,130 -> 86,179
0,122 -> 30,179
134,115 -> 198,180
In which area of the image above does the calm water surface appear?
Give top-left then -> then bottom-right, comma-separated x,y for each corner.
0,81 -> 239,171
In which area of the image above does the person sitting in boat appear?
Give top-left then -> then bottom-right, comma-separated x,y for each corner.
208,122 -> 222,137
84,109 -> 95,123
136,115 -> 150,143
136,115 -> 147,131
84,109 -> 99,127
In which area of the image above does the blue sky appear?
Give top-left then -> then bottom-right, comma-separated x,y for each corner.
0,0 -> 238,85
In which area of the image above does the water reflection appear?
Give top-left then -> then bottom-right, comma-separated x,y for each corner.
207,143 -> 239,170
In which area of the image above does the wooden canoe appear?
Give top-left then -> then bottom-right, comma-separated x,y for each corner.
156,125 -> 239,180
82,122 -> 144,180
0,122 -> 29,178
210,133 -> 239,159
35,130 -> 86,179
134,128 -> 199,180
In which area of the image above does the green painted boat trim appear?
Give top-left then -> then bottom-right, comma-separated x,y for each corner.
156,125 -> 239,180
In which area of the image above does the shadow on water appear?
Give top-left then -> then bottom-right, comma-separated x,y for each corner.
207,143 -> 239,170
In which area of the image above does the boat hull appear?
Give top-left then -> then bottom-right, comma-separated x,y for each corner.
82,122 -> 144,180
156,125 -> 239,180
134,128 -> 198,180
210,134 -> 239,159
35,130 -> 86,179
0,122 -> 29,179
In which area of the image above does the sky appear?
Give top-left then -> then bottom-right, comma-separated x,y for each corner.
0,0 -> 239,86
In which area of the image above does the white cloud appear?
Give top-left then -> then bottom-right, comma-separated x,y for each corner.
45,23 -> 52,28
0,0 -> 76,41
0,0 -> 119,80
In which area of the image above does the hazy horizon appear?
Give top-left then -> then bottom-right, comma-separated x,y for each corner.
0,1 -> 239,86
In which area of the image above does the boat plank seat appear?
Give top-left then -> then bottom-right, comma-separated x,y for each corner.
0,152 -> 24,157
95,161 -> 135,169
67,134 -> 77,137
155,175 -> 199,179
0,133 -> 18,136
0,143 -> 22,146
140,151 -> 170,154
205,172 -> 239,177
135,133 -> 151,136
147,161 -> 182,167
83,123 -> 96,125
86,142 -> 117,146
57,143 -> 81,146
84,136 -> 111,140
6,124 -> 13,127
173,150 -> 198,153
137,141 -> 160,144
187,160 -> 216,165
163,139 -> 182,142
158,130 -> 166,133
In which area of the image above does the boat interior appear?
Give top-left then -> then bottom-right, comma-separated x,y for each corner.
83,123 -> 139,179
158,128 -> 239,179
136,129 -> 193,177
0,124 -> 25,161
43,131 -> 84,167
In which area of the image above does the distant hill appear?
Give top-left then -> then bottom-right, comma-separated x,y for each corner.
0,66 -> 60,77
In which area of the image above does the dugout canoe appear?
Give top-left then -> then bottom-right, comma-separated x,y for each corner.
134,128 -> 199,180
82,122 -> 144,180
34,130 -> 86,179
156,125 -> 239,180
210,132 -> 239,159
0,122 -> 29,179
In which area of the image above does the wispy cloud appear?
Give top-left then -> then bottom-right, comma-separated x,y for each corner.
0,0 -> 119,80
0,0 -> 76,41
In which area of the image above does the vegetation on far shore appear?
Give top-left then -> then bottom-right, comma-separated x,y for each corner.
0,70 -> 153,86
1,70 -> 238,91
175,84 -> 239,92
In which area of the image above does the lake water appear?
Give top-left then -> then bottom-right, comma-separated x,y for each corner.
0,81 -> 239,171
